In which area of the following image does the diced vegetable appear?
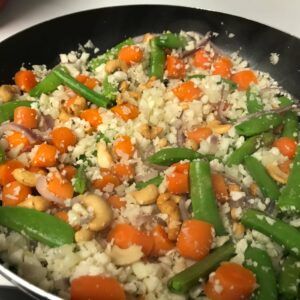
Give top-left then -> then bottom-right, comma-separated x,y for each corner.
149,37 -> 166,79
0,100 -> 33,124
73,165 -> 88,194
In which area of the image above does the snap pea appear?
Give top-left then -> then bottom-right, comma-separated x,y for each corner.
244,246 -> 277,300
282,111 -> 298,140
0,146 -> 5,163
88,38 -> 133,71
147,147 -> 204,166
149,37 -> 166,79
226,132 -> 274,166
279,255 -> 300,299
244,156 -> 280,201
135,175 -> 163,190
168,241 -> 235,294
29,69 -> 62,97
241,209 -> 300,257
102,76 -> 118,101
278,146 -> 300,212
235,113 -> 283,136
0,207 -> 74,247
53,66 -> 111,107
190,160 -> 226,235
0,100 -> 33,124
278,96 -> 294,107
246,88 -> 264,114
74,165 -> 88,194
155,33 -> 187,49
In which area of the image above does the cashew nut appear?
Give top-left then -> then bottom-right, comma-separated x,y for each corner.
97,142 -> 113,169
75,228 -> 94,243
0,85 -> 19,102
184,139 -> 198,151
58,109 -> 71,122
12,168 -> 40,187
139,124 -> 163,139
131,184 -> 159,205
119,80 -> 129,92
266,164 -> 288,184
81,194 -> 113,231
105,59 -> 128,74
157,193 -> 181,241
138,76 -> 156,91
65,95 -> 86,116
18,196 -> 50,211
110,245 -> 143,266
232,222 -> 245,239
207,120 -> 232,135
158,138 -> 168,148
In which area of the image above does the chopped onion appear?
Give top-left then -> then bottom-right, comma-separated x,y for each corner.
179,197 -> 190,221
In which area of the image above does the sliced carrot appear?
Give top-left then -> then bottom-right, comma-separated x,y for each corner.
212,173 -> 229,203
80,108 -> 102,128
47,172 -> 74,200
108,195 -> 126,209
2,181 -> 32,206
151,225 -> 175,257
231,70 -> 258,91
14,70 -> 37,92
172,162 -> 190,174
31,143 -> 58,167
93,172 -> 121,191
278,159 -> 292,174
111,102 -> 139,121
273,137 -> 297,159
113,135 -> 134,159
71,275 -> 126,300
118,45 -> 143,65
6,131 -> 30,149
0,160 -> 24,186
186,127 -> 212,144
107,223 -> 154,256
60,165 -> 77,180
51,127 -> 77,153
176,219 -> 214,260
167,162 -> 189,194
166,55 -> 186,79
54,211 -> 69,223
193,49 -> 212,70
14,106 -> 38,129
204,262 -> 256,300
76,74 -> 98,89
172,81 -> 202,102
112,163 -> 135,181
212,56 -> 232,79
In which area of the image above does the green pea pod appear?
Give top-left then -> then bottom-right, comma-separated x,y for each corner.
246,88 -> 264,113
136,175 -> 163,190
278,96 -> 294,107
88,38 -> 134,71
282,111 -> 298,140
190,160 -> 226,235
279,255 -> 300,299
244,156 -> 280,201
102,76 -> 118,101
241,209 -> 300,257
168,241 -> 235,294
147,147 -> 204,166
278,146 -> 300,212
0,207 -> 74,247
0,100 -> 33,124
244,246 -> 277,300
155,33 -> 187,49
74,165 -> 88,194
149,37 -> 166,79
235,113 -> 283,137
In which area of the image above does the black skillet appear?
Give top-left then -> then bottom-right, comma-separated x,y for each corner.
0,5 -> 299,300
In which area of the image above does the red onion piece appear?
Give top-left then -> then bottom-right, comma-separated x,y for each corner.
39,114 -> 54,131
179,197 -> 190,221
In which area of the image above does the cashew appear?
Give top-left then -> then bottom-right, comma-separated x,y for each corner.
110,245 -> 143,266
0,85 -> 18,102
228,183 -> 241,192
65,95 -> 86,116
97,142 -> 113,169
249,182 -> 258,196
105,59 -> 128,74
119,81 -> 129,92
138,76 -> 156,91
230,207 -> 242,220
157,193 -> 181,241
128,91 -> 141,100
139,124 -> 163,139
12,168 -> 40,187
207,120 -> 232,135
232,222 -> 245,239
81,194 -> 113,231
18,196 -> 50,211
158,138 -> 168,148
75,228 -> 94,243
184,139 -> 198,151
131,184 -> 159,205
266,164 -> 288,184
58,109 -> 71,122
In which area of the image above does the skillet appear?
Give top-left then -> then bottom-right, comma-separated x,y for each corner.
0,5 -> 299,299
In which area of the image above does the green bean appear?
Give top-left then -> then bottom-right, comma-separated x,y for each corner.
278,96 -> 294,107
136,175 -> 163,190
102,76 -> 118,101
147,147 -> 204,166
29,69 -> 62,97
235,113 -> 283,136
282,111 -> 298,140
0,207 -> 74,247
279,255 -> 300,299
241,209 -> 300,257
190,160 -> 225,235
244,246 -> 277,300
74,165 -> 88,194
168,241 -> 235,294
53,66 -> 111,107
149,37 -> 166,79
0,147 -> 5,163
226,132 -> 274,166
278,146 -> 300,212
246,88 -> 264,113
155,33 -> 187,49
244,156 -> 280,201
0,100 -> 33,124
88,38 -> 133,71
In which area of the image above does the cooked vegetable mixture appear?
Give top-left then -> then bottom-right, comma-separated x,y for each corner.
0,31 -> 299,300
